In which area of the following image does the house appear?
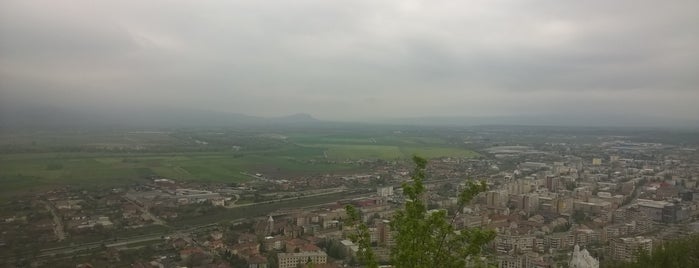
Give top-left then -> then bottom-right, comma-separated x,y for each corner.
248,254 -> 269,268
179,247 -> 206,260
238,233 -> 258,244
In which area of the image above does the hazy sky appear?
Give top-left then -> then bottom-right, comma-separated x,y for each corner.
1,0 -> 698,121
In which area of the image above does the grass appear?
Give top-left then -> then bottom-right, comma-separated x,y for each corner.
323,144 -> 404,159
0,150 -> 358,195
0,130 -> 478,195
313,144 -> 478,160
290,134 -> 478,160
400,146 -> 479,158
0,152 -> 346,180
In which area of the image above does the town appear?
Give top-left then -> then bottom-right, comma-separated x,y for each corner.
1,127 -> 698,268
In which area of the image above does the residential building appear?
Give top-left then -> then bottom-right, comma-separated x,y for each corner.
277,251 -> 327,268
610,236 -> 652,262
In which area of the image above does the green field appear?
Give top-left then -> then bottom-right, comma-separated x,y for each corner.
289,133 -> 478,160
0,130 -> 479,195
308,144 -> 478,160
0,152 -> 357,195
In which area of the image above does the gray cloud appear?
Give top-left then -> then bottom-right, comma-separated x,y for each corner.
1,0 -> 698,123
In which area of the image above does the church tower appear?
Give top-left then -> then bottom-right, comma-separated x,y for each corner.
266,215 -> 274,235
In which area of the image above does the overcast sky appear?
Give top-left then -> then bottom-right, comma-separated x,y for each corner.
1,0 -> 698,122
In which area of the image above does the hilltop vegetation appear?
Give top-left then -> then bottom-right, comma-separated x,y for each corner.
345,156 -> 495,268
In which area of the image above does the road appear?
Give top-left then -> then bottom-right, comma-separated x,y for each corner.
226,193 -> 241,207
42,201 -> 66,241
123,196 -> 167,225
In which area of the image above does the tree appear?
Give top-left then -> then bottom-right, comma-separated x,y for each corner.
345,205 -> 378,268
225,252 -> 249,268
346,156 -> 496,268
572,209 -> 588,224
266,252 -> 278,268
306,256 -> 314,267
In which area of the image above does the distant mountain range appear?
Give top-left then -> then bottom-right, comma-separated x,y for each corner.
2,103 -> 697,130
377,114 -> 699,129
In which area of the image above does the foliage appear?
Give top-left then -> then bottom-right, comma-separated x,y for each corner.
572,210 -> 589,224
318,238 -> 347,260
223,251 -> 249,268
605,234 -> 699,268
552,222 -> 572,233
266,251 -> 278,268
345,204 -> 379,268
346,156 -> 496,268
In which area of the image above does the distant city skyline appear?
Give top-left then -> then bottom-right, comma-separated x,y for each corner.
1,0 -> 698,125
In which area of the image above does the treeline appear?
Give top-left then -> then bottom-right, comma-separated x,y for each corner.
605,234 -> 699,268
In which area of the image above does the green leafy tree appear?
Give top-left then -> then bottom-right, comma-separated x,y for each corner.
572,209 -> 588,224
345,204 -> 378,268
346,156 -> 496,268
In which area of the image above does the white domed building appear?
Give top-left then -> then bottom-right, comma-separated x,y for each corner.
569,244 -> 599,268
